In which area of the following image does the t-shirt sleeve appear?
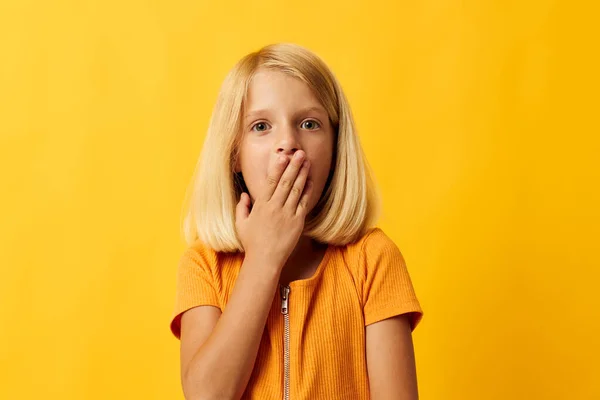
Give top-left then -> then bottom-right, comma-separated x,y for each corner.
169,242 -> 222,340
360,228 -> 424,331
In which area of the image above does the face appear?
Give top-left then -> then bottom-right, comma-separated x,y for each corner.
235,68 -> 335,215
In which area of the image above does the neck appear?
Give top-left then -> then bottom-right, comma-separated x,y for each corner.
278,235 -> 329,286
287,235 -> 315,264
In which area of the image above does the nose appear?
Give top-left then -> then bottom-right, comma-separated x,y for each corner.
275,124 -> 302,158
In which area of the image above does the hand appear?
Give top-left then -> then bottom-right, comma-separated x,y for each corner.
235,150 -> 313,270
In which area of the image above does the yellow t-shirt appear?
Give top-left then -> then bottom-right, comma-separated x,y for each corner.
170,227 -> 424,399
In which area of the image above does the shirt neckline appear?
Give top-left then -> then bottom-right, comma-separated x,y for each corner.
287,243 -> 334,288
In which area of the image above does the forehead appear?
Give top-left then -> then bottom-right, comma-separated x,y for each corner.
244,69 -> 322,111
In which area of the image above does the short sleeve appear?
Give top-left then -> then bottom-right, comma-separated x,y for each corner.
360,228 -> 424,331
169,243 -> 222,340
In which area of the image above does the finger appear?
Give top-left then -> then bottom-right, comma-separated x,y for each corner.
296,179 -> 314,216
271,150 -> 306,206
236,192 -> 250,222
284,159 -> 310,210
262,155 -> 290,202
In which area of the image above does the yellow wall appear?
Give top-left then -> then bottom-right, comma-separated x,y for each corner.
1,0 -> 598,399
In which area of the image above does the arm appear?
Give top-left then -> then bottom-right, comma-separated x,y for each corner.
180,254 -> 281,400
366,313 -> 419,400
179,151 -> 313,399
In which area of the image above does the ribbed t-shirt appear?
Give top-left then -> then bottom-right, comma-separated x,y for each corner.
170,227 -> 424,399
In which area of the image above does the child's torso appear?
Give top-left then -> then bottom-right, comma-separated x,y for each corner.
217,245 -> 371,399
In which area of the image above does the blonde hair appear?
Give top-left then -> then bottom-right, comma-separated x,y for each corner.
181,43 -> 381,252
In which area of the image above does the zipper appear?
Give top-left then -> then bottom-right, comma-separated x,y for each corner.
280,285 -> 291,400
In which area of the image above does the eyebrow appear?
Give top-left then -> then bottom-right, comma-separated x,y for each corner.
244,106 -> 327,120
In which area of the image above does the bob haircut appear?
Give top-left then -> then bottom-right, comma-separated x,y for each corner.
181,43 -> 381,252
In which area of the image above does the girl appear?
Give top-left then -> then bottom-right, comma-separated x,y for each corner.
170,43 -> 424,400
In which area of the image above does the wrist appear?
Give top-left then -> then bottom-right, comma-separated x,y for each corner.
242,251 -> 283,277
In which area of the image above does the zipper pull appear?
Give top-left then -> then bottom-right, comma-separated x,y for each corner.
280,285 -> 290,315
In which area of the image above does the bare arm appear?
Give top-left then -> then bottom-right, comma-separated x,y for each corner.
179,150 -> 313,399
180,255 -> 281,400
366,314 -> 419,400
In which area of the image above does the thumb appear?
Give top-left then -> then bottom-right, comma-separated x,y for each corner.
236,192 -> 250,222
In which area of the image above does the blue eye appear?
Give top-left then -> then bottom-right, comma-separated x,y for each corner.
301,120 -> 320,130
251,122 -> 270,132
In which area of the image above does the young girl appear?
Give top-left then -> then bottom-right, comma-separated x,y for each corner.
170,43 -> 424,400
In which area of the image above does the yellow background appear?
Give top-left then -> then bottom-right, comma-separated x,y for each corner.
1,0 -> 598,399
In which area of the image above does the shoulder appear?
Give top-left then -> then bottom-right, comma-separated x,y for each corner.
339,227 -> 402,279
179,238 -> 240,274
344,227 -> 400,260
179,238 -> 219,271
178,238 -> 243,286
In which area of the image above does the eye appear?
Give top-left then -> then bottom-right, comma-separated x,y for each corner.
301,119 -> 320,130
251,121 -> 271,132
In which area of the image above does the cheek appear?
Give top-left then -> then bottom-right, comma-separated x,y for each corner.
311,161 -> 332,189
239,146 -> 271,193
310,144 -> 334,175
240,141 -> 267,171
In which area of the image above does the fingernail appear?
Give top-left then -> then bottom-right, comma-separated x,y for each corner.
302,160 -> 309,168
